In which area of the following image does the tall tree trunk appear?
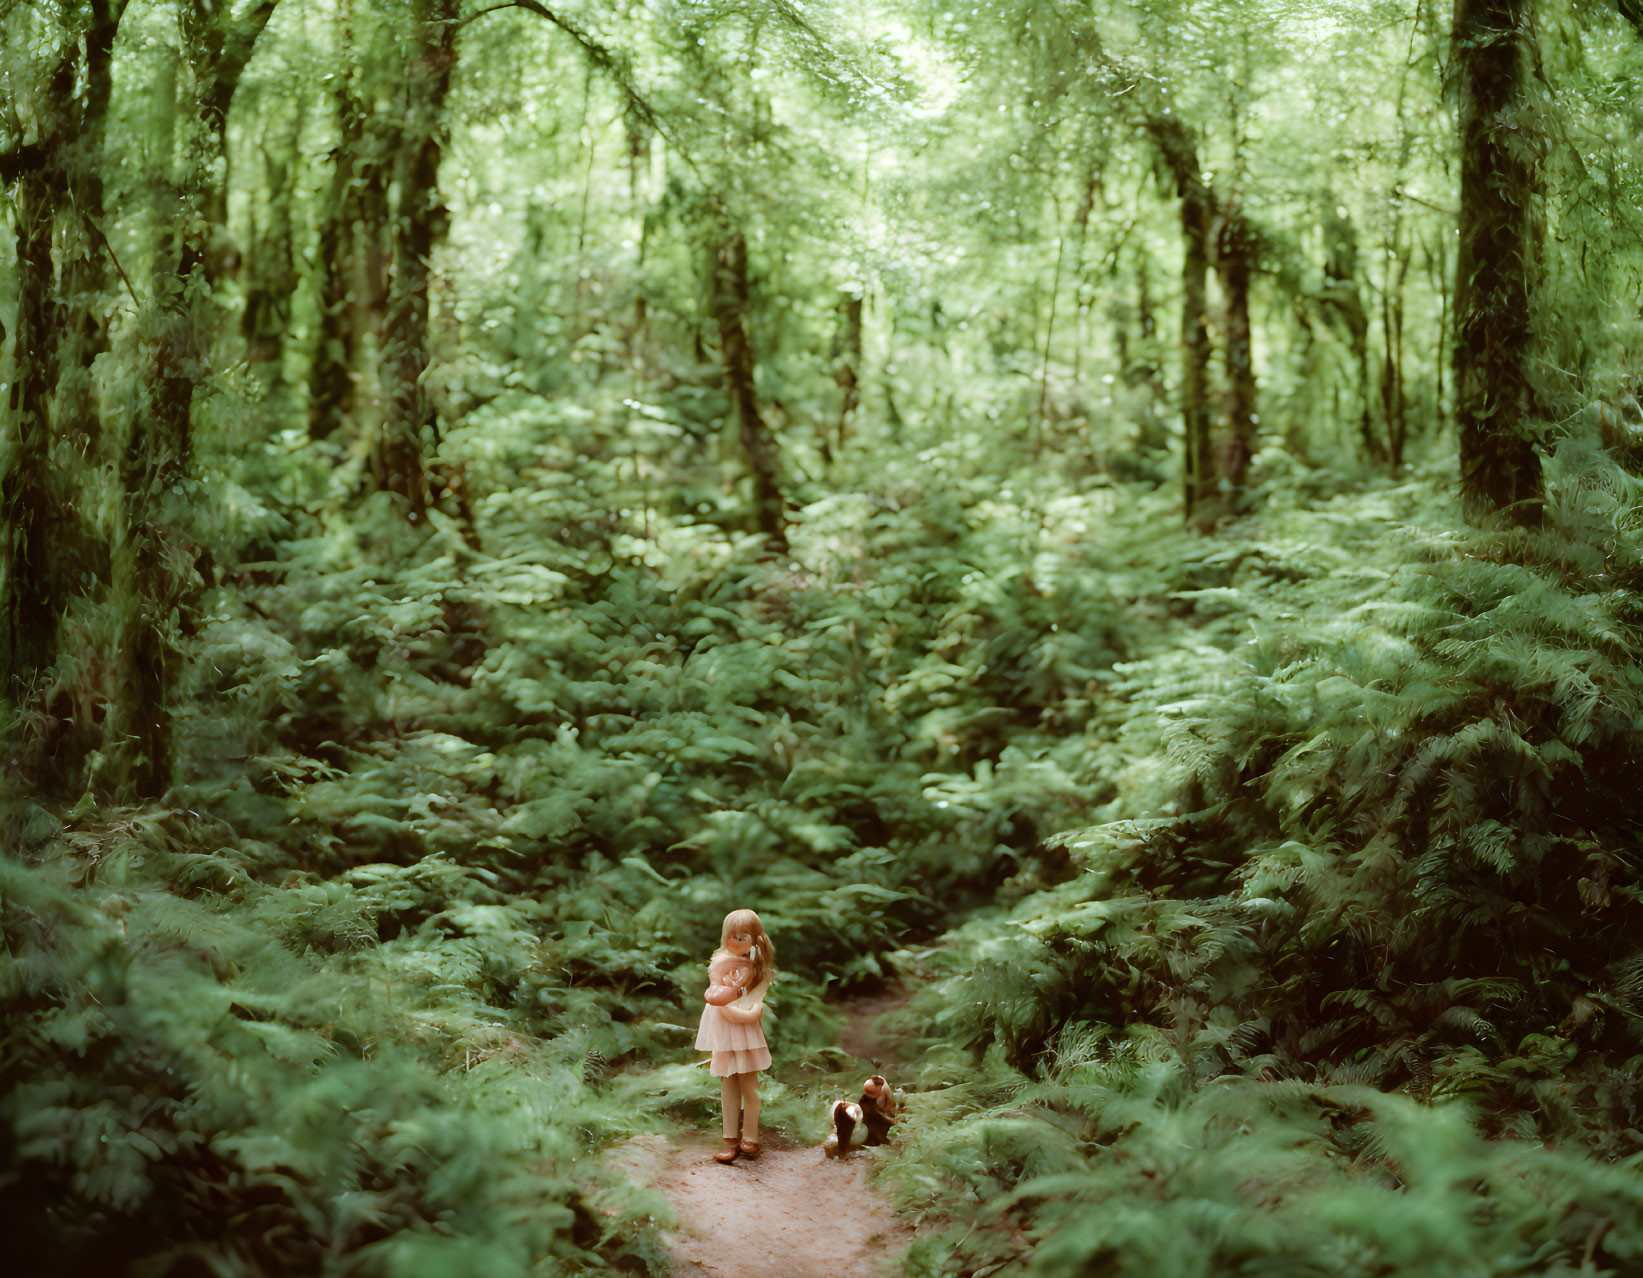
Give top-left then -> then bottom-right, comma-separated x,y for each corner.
56,0 -> 123,460
115,324 -> 195,799
46,0 -> 125,794
308,146 -> 359,436
184,0 -> 281,281
242,105 -> 304,382
308,18 -> 371,442
1381,244 -> 1408,470
120,72 -> 201,800
827,291 -> 863,465
628,121 -> 652,358
1321,201 -> 1378,463
1180,191 -> 1213,517
1286,298 -> 1320,457
373,0 -> 459,517
118,221 -> 198,797
1148,115 -> 1214,519
1129,249 -> 1171,454
1069,169 -> 1099,399
1428,230 -> 1450,424
1108,253 -> 1128,380
713,230 -> 786,549
108,1 -> 275,798
1378,12 -> 1418,472
340,42 -> 400,431
354,142 -> 392,366
2,154 -> 67,700
1037,226 -> 1067,458
1214,201 -> 1259,490
0,13 -> 121,766
1454,0 -> 1542,516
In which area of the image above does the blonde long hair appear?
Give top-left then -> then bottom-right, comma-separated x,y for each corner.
713,908 -> 775,993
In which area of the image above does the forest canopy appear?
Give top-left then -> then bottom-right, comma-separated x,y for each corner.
5,0 -> 1643,1273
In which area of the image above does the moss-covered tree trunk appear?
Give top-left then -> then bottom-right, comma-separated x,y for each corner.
242,105 -> 303,382
830,291 -> 863,462
307,126 -> 360,440
186,0 -> 280,280
1149,115 -> 1215,520
115,331 -> 195,799
1214,202 -> 1259,490
0,6 -> 122,774
2,149 -> 66,700
308,25 -> 375,442
56,0 -> 122,457
119,35 -> 193,799
1319,202 -> 1377,463
1128,250 -> 1171,454
119,137 -> 196,801
1381,245 -> 1409,470
1453,0 -> 1542,516
109,0 -> 276,798
373,0 -> 459,517
1179,191 -> 1213,517
713,230 -> 787,550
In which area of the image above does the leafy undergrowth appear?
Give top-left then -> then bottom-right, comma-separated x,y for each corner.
882,436 -> 1643,1276
2,382 -> 1168,1274
14,363 -> 1643,1274
1,836 -> 663,1275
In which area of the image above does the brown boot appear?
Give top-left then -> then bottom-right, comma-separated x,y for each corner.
713,1137 -> 740,1164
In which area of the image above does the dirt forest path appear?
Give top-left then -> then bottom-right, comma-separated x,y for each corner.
615,984 -> 918,1278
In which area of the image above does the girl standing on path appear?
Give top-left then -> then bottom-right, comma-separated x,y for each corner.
695,909 -> 775,1164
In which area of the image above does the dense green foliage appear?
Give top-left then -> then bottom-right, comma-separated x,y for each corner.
6,0 -> 1643,1274
888,441 -> 1643,1273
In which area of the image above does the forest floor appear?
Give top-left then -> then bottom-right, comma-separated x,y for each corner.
606,984 -> 917,1277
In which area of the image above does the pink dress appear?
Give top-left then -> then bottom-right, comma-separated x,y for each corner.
695,953 -> 771,1077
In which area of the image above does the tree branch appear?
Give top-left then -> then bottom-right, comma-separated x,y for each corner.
1393,186 -> 1459,218
78,205 -> 141,307
461,0 -> 695,172
206,0 -> 281,125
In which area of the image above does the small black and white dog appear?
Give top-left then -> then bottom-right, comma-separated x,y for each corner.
822,1074 -> 897,1156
